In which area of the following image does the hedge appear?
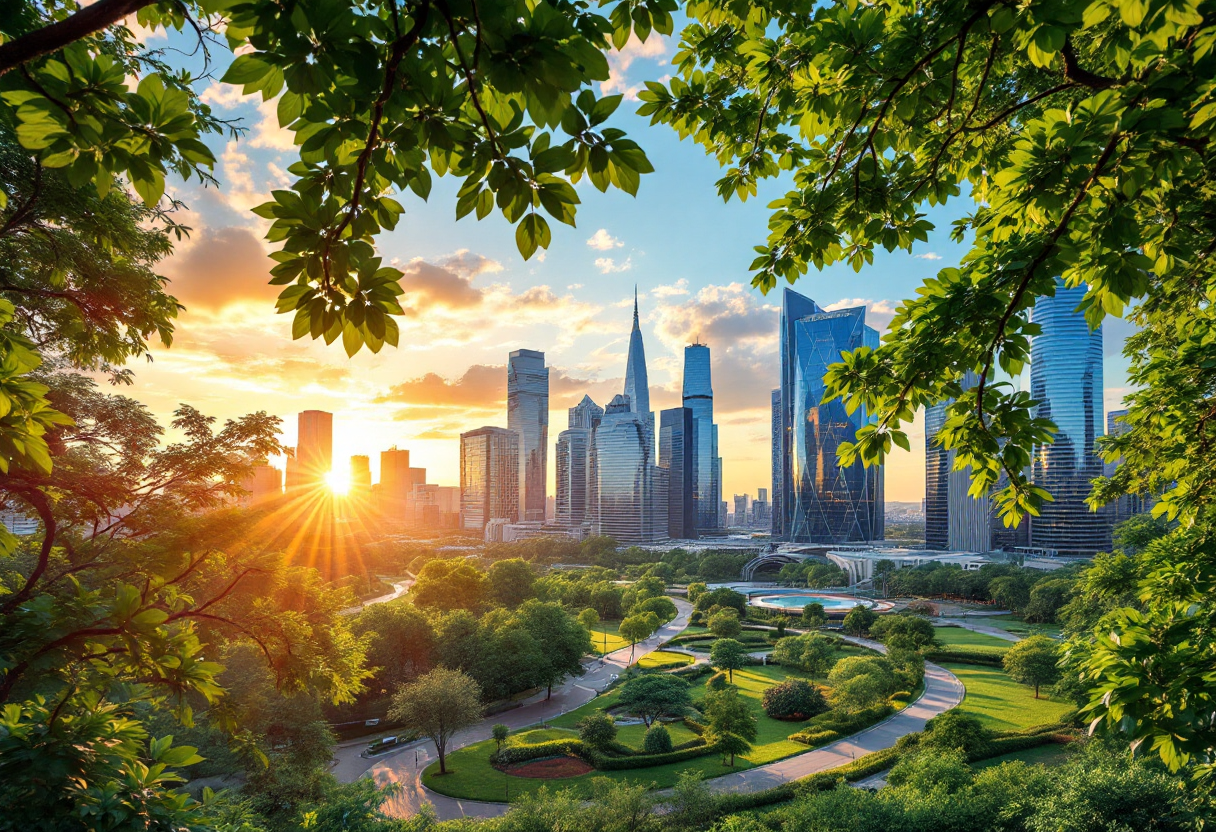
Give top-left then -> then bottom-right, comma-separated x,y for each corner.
712,747 -> 901,814
670,664 -> 714,681
491,734 -> 716,771
788,729 -> 840,747
590,742 -> 716,771
924,649 -> 1005,667
965,730 -> 1077,762
790,704 -> 893,743
491,738 -> 585,766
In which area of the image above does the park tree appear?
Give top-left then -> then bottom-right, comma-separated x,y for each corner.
578,712 -> 617,750
704,686 -> 757,766
492,723 -> 510,754
351,599 -> 434,693
578,607 -> 601,632
642,723 -> 674,754
488,558 -> 537,609
710,637 -> 749,682
827,656 -> 900,711
843,604 -> 878,636
708,607 -> 743,638
873,560 -> 897,596
411,558 -> 488,612
694,587 -> 748,616
686,582 -> 708,603
869,614 -> 938,650
619,611 -> 661,663
801,602 -> 827,629
771,633 -> 836,679
642,0 -> 1216,774
389,667 -> 484,775
515,600 -> 592,698
1023,578 -> 1076,624
762,678 -> 828,721
923,709 -> 991,755
617,674 -> 692,727
1003,635 -> 1061,699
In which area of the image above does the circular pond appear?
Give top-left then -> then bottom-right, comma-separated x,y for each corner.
748,592 -> 891,614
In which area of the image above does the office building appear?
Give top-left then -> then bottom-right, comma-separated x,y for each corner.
240,460 -> 282,506
777,288 -> 884,543
378,447 -> 413,520
593,394 -> 666,544
460,427 -> 519,532
350,455 -> 371,494
287,410 -> 332,490
659,406 -> 695,539
1029,281 -> 1112,555
924,371 -> 997,552
1104,409 -> 1150,525
555,427 -> 591,526
771,388 -> 782,536
733,494 -> 749,527
752,487 -> 770,526
623,289 -> 655,454
683,342 -> 721,533
508,349 -> 549,522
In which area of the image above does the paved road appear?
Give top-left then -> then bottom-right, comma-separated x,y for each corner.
339,598 -> 696,821
340,578 -> 413,616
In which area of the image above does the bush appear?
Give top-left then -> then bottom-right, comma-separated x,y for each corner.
762,679 -> 829,721
491,738 -> 584,766
788,729 -> 840,747
634,595 -> 678,621
923,709 -> 990,754
671,664 -> 714,681
790,703 -> 893,741
890,690 -> 912,700
590,743 -> 714,771
642,724 -> 674,754
578,712 -> 617,750
706,671 -> 731,691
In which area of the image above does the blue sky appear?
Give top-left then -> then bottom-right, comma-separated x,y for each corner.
128,26 -> 1133,503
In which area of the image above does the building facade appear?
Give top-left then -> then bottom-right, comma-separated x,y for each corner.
555,427 -> 591,526
288,410 -> 333,491
241,461 -> 282,506
460,427 -> 519,532
777,288 -> 884,543
771,388 -> 782,537
683,342 -> 721,534
659,406 -> 695,539
350,455 -> 372,495
1029,281 -> 1112,555
593,394 -> 667,544
508,349 -> 549,522
924,370 -> 995,551
1104,409 -> 1150,525
623,290 -> 655,454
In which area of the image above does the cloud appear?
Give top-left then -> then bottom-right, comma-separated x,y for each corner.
439,249 -> 504,278
596,257 -> 633,274
398,261 -> 485,312
201,85 -> 296,151
568,283 -> 583,290
652,279 -> 689,298
161,226 -> 280,310
378,365 -> 505,408
586,229 -> 623,250
652,283 -> 778,349
602,35 -> 669,100
914,252 -> 942,261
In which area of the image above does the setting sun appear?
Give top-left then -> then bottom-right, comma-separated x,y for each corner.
325,469 -> 350,496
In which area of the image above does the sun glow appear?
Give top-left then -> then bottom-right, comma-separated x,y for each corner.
325,469 -> 351,496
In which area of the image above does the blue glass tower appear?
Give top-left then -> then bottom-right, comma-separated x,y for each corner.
507,349 -> 548,521
778,288 -> 884,543
1029,281 -> 1111,555
659,406 -> 695,539
682,342 -> 720,533
594,394 -> 665,543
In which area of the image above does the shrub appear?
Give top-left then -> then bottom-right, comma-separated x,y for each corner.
706,671 -> 731,691
671,663 -> 714,681
788,729 -> 840,747
590,743 -> 714,771
923,709 -> 990,754
578,712 -> 617,750
491,738 -> 584,766
762,679 -> 828,720
708,608 -> 743,638
634,595 -> 678,621
642,724 -> 674,754
890,690 -> 912,700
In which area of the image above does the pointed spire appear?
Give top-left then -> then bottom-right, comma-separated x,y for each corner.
633,285 -> 639,327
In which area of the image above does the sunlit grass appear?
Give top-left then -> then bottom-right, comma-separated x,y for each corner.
635,650 -> 693,668
943,663 -> 1072,731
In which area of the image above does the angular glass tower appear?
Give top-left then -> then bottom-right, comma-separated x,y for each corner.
926,370 -> 994,551
623,289 -> 654,453
556,395 -> 603,527
507,349 -> 548,522
459,426 -> 519,531
659,406 -> 695,539
778,288 -> 884,543
594,394 -> 665,543
683,342 -> 721,533
1029,281 -> 1111,555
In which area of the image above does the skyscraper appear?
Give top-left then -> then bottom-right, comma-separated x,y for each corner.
459,427 -> 519,532
659,406 -> 695,539
1105,410 -> 1150,524
350,455 -> 371,493
508,349 -> 549,522
778,288 -> 884,543
593,394 -> 665,543
771,388 -> 782,536
379,447 -> 412,520
683,342 -> 721,533
733,494 -> 749,526
623,289 -> 655,454
926,371 -> 997,552
1029,281 -> 1111,554
241,460 -> 282,505
564,395 -> 604,526
288,410 -> 333,491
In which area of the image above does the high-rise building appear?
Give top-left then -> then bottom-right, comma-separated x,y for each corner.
288,410 -> 333,490
683,342 -> 721,533
924,399 -> 951,550
594,394 -> 666,543
241,460 -> 282,505
733,494 -> 749,527
1104,410 -> 1150,525
1028,281 -> 1111,555
459,427 -> 519,532
350,455 -> 372,493
623,289 -> 655,454
659,406 -> 695,539
777,288 -> 884,543
771,388 -> 782,536
555,427 -> 590,526
752,487 -> 770,526
508,349 -> 549,522
378,447 -> 412,520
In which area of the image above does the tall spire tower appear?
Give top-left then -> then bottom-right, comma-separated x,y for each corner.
623,286 -> 650,417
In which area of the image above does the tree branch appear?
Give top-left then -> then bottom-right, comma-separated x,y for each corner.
1061,38 -> 1117,90
0,487 -> 56,615
0,0 -> 157,77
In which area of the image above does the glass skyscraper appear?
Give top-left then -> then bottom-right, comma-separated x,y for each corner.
287,410 -> 333,491
777,288 -> 883,543
594,394 -> 665,543
659,406 -> 695,539
682,342 -> 721,533
459,426 -> 519,531
623,289 -> 655,454
507,349 -> 548,522
555,395 -> 603,527
925,371 -> 996,552
770,388 -> 781,536
1029,281 -> 1111,554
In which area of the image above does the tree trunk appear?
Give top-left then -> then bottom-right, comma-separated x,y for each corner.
547,681 -> 552,700
0,0 -> 157,76
1034,683 -> 1040,700
438,743 -> 447,774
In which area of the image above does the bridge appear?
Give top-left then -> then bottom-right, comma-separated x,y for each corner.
740,550 -> 823,581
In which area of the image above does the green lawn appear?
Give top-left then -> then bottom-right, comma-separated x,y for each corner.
423,661 -> 864,801
933,626 -> 1013,652
589,622 -> 628,655
943,663 -> 1072,731
636,650 -> 693,669
972,742 -> 1073,770
961,616 -> 1062,638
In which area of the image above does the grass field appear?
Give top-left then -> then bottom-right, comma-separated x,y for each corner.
933,626 -> 1013,651
423,662 -> 855,801
972,742 -> 1073,770
960,616 -> 1062,638
636,650 -> 693,669
589,622 -> 628,655
943,663 -> 1072,731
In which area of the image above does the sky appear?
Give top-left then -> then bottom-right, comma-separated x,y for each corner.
126,27 -> 1136,504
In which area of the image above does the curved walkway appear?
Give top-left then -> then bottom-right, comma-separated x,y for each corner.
344,598 -> 696,821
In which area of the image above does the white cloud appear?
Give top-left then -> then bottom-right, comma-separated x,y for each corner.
586,228 -> 623,250
595,257 -> 633,274
824,298 -> 899,332
915,252 -> 943,261
200,83 -> 296,151
568,283 -> 584,290
652,279 -> 689,298
601,35 -> 669,101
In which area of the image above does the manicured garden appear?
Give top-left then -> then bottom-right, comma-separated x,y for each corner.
932,626 -> 1014,652
588,621 -> 629,655
635,650 -> 693,669
943,663 -> 1073,731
